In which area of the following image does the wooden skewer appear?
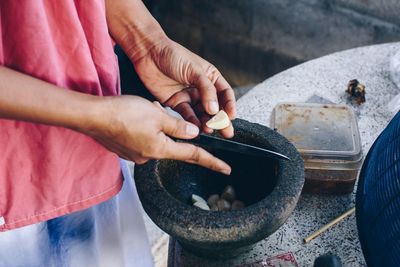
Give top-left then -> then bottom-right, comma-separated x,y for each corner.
303,207 -> 356,243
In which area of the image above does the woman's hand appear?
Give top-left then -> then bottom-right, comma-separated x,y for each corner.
0,67 -> 231,174
105,0 -> 236,137
132,39 -> 236,138
86,95 -> 231,174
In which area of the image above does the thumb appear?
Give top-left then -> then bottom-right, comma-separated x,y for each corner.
161,113 -> 199,139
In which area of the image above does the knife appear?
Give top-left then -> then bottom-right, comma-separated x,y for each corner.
164,106 -> 290,160
179,133 -> 290,161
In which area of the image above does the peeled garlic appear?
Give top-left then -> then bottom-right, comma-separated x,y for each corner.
192,194 -> 207,205
221,185 -> 236,202
210,204 -> 219,211
207,194 -> 220,207
206,110 -> 230,130
193,201 -> 210,210
217,199 -> 231,211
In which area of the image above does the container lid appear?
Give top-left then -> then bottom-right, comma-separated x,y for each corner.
271,103 -> 362,166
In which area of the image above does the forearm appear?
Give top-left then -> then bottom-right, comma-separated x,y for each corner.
105,0 -> 168,61
0,66 -> 104,132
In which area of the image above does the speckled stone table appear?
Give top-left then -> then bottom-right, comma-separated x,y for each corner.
168,43 -> 400,267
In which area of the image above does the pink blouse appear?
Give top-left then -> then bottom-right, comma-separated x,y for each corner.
0,0 -> 122,231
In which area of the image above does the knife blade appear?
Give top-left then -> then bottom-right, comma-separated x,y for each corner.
180,133 -> 290,161
164,106 -> 289,160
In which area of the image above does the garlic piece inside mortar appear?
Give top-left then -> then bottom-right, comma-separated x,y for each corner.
192,194 -> 207,205
193,201 -> 210,210
207,194 -> 220,207
221,185 -> 236,202
206,110 -> 230,130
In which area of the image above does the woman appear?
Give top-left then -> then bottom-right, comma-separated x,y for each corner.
0,1 -> 236,266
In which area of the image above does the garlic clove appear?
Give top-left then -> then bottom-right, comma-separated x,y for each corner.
193,201 -> 210,210
210,204 -> 219,211
207,194 -> 220,207
217,199 -> 231,211
192,194 -> 207,205
206,110 -> 231,130
221,185 -> 236,202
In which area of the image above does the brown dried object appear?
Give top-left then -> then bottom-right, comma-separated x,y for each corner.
346,79 -> 366,104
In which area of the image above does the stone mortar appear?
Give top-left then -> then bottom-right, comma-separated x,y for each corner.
134,119 -> 304,259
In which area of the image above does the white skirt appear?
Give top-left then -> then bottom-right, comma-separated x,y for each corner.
0,159 -> 154,267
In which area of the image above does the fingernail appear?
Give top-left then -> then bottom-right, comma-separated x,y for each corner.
186,124 -> 199,136
221,168 -> 231,175
209,100 -> 219,114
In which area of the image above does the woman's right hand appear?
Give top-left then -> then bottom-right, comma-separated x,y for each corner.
0,67 -> 230,174
85,95 -> 231,174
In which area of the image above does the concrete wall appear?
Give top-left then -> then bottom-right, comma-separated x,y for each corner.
146,0 -> 400,86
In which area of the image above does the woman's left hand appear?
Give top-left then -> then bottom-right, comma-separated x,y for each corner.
132,38 -> 236,138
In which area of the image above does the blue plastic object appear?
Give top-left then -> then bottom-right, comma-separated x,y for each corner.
356,112 -> 400,267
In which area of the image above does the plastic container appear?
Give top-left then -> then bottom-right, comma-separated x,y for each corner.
271,103 -> 363,194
